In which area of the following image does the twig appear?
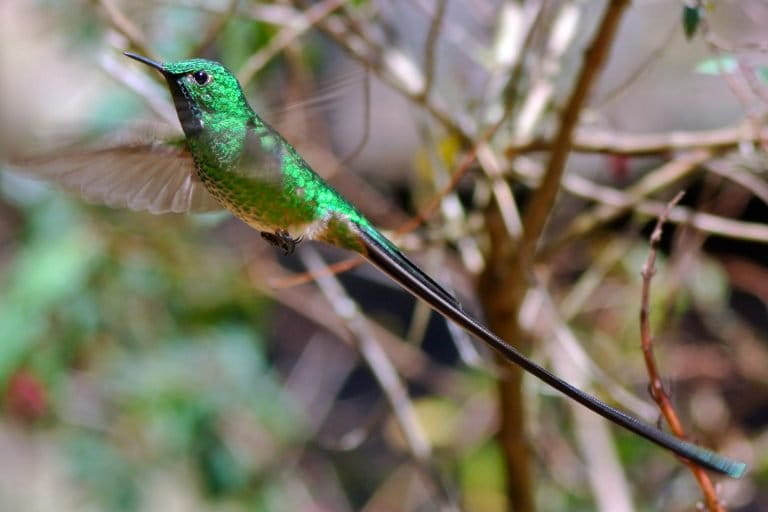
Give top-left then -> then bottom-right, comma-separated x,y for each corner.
304,3 -> 475,143
297,247 -> 459,511
541,150 -> 712,255
485,2 -> 545,128
515,0 -> 629,269
336,67 -> 372,169
546,167 -> 768,245
506,121 -> 767,157
420,0 -> 448,100
511,3 -> 581,141
411,0 -> 485,61
594,19 -> 678,108
483,5 -> 630,508
98,53 -> 178,125
238,0 -> 348,86
96,0 -> 154,59
521,287 -> 634,512
639,191 -> 726,512
706,158 -> 768,206
192,0 -> 239,56
269,256 -> 363,288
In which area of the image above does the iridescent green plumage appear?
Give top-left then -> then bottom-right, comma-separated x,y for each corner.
150,56 -> 372,251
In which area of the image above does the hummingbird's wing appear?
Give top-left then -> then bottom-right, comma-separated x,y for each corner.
10,141 -> 221,214
353,222 -> 745,478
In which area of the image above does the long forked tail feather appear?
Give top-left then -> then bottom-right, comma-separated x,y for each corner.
356,225 -> 746,478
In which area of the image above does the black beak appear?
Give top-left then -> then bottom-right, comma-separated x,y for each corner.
123,51 -> 166,74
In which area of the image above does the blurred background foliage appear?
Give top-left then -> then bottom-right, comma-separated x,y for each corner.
0,1 -> 767,511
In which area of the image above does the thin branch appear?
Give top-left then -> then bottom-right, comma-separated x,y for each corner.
638,200 -> 768,244
521,287 -> 634,512
420,0 -> 448,99
639,192 -> 725,512
506,121 -> 766,157
485,1 -> 545,128
298,247 -> 458,511
98,53 -> 178,125
411,0 -> 485,61
96,0 -> 154,59
511,3 -> 581,140
541,150 -> 713,256
513,0 -> 630,276
706,158 -> 768,206
303,3 -> 475,143
513,160 -> 768,248
336,67 -> 372,169
593,19 -> 678,109
238,0 -> 348,86
192,0 -> 239,56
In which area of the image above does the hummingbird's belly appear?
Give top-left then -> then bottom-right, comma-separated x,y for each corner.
195,162 -> 326,239
205,183 -> 313,239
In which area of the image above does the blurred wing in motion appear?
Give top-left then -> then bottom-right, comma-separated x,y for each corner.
10,140 -> 221,214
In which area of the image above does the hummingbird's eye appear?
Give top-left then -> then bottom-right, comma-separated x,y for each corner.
191,70 -> 212,86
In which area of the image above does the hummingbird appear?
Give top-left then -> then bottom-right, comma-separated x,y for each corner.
14,52 -> 746,478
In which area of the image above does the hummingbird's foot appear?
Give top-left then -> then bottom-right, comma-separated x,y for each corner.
261,230 -> 303,255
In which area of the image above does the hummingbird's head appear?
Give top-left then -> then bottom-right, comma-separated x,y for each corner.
124,52 -> 250,137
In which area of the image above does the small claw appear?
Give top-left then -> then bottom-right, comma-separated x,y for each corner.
261,230 -> 302,255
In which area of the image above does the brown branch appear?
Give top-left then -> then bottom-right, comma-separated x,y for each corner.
96,0 -> 154,59
335,71 -> 373,170
238,0 -> 348,86
420,0 -> 447,100
541,149 -> 713,257
515,0 -> 629,266
269,256 -> 363,288
303,3 -> 475,143
508,152 -> 768,260
506,121 -> 765,157
482,5 -> 630,510
298,247 -> 459,511
639,192 -> 726,512
706,158 -> 768,206
594,18 -> 678,108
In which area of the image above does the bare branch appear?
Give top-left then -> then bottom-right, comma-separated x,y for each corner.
192,0 -> 238,56
238,0 -> 348,86
507,122 -> 766,157
298,247 -> 459,511
513,0 -> 630,277
542,150 -> 712,255
639,192 -> 726,512
97,0 -> 153,58
420,0 -> 447,100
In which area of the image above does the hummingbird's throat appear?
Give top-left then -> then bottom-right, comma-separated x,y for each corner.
168,78 -> 204,137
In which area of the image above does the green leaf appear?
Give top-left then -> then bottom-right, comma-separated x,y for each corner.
683,5 -> 702,40
695,56 -> 737,75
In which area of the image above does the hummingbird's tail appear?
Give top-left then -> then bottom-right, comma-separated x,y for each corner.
355,225 -> 746,478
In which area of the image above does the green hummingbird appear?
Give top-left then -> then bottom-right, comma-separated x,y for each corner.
15,52 -> 746,478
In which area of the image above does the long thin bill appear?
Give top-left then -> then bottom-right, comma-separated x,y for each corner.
123,52 -> 165,73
